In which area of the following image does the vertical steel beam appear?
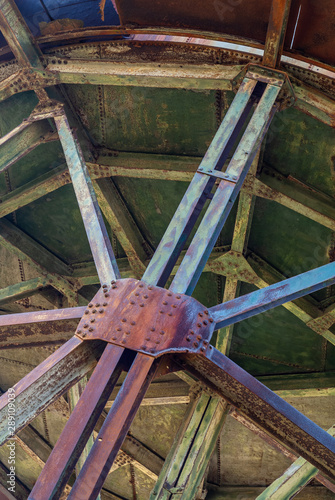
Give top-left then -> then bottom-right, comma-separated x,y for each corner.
54,112 -> 120,284
263,0 -> 292,68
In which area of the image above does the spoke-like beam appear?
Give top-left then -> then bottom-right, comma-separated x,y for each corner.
54,112 -> 120,285
0,337 -> 103,445
0,277 -> 50,307
263,0 -> 292,68
181,350 -> 335,481
0,0 -> 42,68
210,261 -> 335,330
93,178 -> 149,278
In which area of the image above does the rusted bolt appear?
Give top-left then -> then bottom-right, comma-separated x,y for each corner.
104,293 -> 110,297
150,349 -> 155,354
96,303 -> 100,307
90,319 -> 95,323
88,327 -> 94,332
83,324 -> 88,329
193,342 -> 199,348
99,309 -> 104,313
102,284 -> 108,288
172,304 -> 177,308
201,347 -> 206,352
140,303 -> 145,307
92,309 -> 97,313
148,286 -> 153,290
111,280 -> 116,284
84,310 -> 89,315
176,295 -> 181,299
81,332 -> 87,337
121,318 -> 127,323
122,339 -> 127,344
103,302 -> 107,306
204,310 -> 209,315
77,329 -> 82,334
162,301 -> 167,305
135,292 -> 139,297
150,327 -> 155,332
111,285 -> 117,289
160,330 -> 165,335
130,300 -> 135,305
190,330 -> 194,335
112,336 -> 117,341
144,294 -> 148,299
167,292 -> 172,296
197,323 -> 202,328
168,312 -> 172,316
186,336 -> 192,341
209,318 -> 214,323
130,321 -> 135,325
197,335 -> 202,341
155,340 -> 160,345
139,284 -> 144,288
159,310 -> 164,314
199,312 -> 203,317
125,331 -> 130,335
203,320 -> 208,325
145,337 -> 150,341
116,327 -> 122,332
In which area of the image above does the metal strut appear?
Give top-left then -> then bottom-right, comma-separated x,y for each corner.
0,67 -> 334,500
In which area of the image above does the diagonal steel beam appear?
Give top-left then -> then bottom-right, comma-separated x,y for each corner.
93,178 -> 149,278
0,0 -> 43,68
54,111 -> 120,285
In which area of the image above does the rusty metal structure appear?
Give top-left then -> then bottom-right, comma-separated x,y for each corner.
0,0 -> 334,498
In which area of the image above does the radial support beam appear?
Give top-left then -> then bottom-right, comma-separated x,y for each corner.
54,111 -> 120,284
210,260 -> 335,330
180,349 -> 335,482
263,0 -> 292,68
93,178 -> 149,278
256,424 -> 335,499
0,0 -> 43,68
0,337 -> 103,445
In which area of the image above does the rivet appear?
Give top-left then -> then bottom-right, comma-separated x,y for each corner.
141,345 -> 146,350
112,336 -> 117,341
148,286 -> 153,290
92,309 -> 97,313
160,330 -> 165,335
122,339 -> 127,344
162,301 -> 167,305
84,310 -> 89,315
151,327 -> 155,332
82,332 -> 87,337
131,321 -> 135,325
150,349 -> 155,353
203,340 -> 208,346
167,292 -> 172,296
77,329 -> 82,334
159,310 -> 164,314
96,303 -> 100,307
155,340 -> 160,344
186,335 -> 192,341
102,284 -> 108,288
172,304 -> 177,308
201,347 -> 206,352
122,318 -> 127,323
83,324 -> 88,329
117,327 -> 122,332
139,284 -> 144,288
130,300 -> 135,305
143,294 -> 148,299
89,327 -> 94,332
90,319 -> 95,323
209,318 -> 214,323
103,302 -> 107,306
111,280 -> 116,284
203,320 -> 208,325
199,312 -> 203,317
140,303 -> 145,307
88,304 -> 93,308
111,285 -> 117,289
193,342 -> 199,348
204,310 -> 209,315
125,331 -> 130,335
190,330 -> 195,335
135,292 -> 139,296
145,337 -> 150,341
197,323 -> 202,328
104,293 -> 110,297
197,335 -> 202,341
176,295 -> 181,299
168,312 -> 172,316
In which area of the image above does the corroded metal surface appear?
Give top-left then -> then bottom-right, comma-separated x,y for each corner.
76,279 -> 214,356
